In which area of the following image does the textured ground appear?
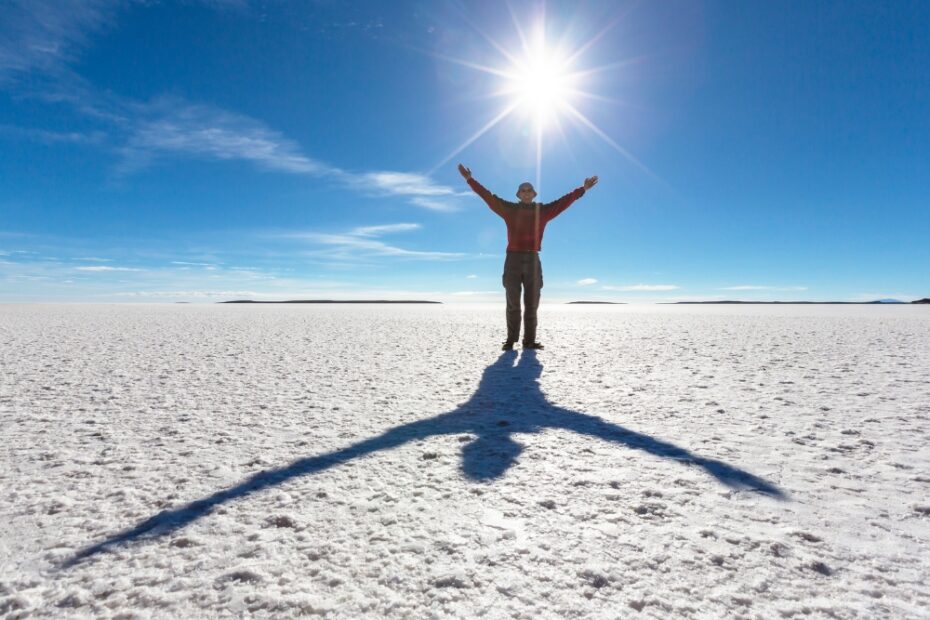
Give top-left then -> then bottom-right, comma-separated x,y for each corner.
1,303 -> 929,619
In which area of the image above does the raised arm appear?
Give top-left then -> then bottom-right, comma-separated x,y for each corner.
543,175 -> 598,221
459,163 -> 506,218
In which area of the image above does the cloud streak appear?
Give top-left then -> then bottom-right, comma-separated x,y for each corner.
350,223 -> 422,237
1,1 -> 245,84
289,223 -> 464,262
75,265 -> 141,272
0,0 -> 117,82
2,2 -> 462,213
601,284 -> 679,291
121,100 -> 333,176
118,99 -> 463,211
718,285 -> 808,291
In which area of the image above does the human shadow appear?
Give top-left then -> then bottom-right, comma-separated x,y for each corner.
64,350 -> 785,568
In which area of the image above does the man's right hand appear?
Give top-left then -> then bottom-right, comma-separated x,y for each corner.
457,163 -> 472,180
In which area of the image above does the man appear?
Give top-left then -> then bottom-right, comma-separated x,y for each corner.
458,163 -> 598,350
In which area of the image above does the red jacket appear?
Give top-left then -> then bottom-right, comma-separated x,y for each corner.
467,178 -> 585,252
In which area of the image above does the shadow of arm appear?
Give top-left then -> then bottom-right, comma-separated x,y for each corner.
557,411 -> 787,500
61,420 -> 437,568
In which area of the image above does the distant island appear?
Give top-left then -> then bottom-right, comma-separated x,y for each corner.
668,300 -> 926,305
220,300 -> 441,304
567,301 -> 626,304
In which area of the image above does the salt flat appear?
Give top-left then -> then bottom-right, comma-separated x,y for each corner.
1,303 -> 929,619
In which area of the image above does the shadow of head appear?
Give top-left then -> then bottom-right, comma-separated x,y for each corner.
461,433 -> 523,481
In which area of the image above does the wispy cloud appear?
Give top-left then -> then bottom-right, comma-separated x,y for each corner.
466,274 -> 478,279
1,4 -> 461,212
360,172 -> 454,196
289,223 -> 464,261
0,1 -> 244,84
0,124 -> 106,145
75,265 -> 141,272
408,197 -> 460,213
118,98 -> 464,211
0,0 -> 117,82
109,290 -> 262,299
602,284 -> 679,291
356,172 -> 463,210
719,285 -> 808,291
577,278 -> 598,285
350,223 -> 422,237
171,261 -> 218,269
121,100 -> 334,176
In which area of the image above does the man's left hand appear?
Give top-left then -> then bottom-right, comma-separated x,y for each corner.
584,176 -> 598,190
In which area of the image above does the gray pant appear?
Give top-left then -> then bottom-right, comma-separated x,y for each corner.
502,251 -> 543,343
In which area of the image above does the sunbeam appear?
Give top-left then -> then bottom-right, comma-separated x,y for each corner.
561,102 -> 657,179
432,5 -> 654,189
430,100 -> 522,174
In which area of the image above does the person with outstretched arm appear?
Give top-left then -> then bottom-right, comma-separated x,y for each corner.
458,163 -> 598,350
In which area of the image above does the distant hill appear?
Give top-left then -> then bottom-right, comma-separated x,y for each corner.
671,300 -> 907,305
220,300 -> 441,304
567,301 -> 626,305
913,298 -> 930,304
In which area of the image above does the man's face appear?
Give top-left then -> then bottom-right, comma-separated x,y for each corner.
516,183 -> 537,204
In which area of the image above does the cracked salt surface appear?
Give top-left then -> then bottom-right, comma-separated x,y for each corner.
1,303 -> 929,618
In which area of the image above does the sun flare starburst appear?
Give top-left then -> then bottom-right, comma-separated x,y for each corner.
500,40 -> 576,130
430,8 -> 654,190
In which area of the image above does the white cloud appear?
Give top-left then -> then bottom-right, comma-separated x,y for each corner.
350,224 -> 421,237
0,1 -> 243,83
360,172 -> 456,197
0,0 -> 117,81
109,290 -> 262,299
719,285 -> 808,291
466,274 -> 478,279
75,265 -> 141,272
0,0 -> 462,214
345,172 -> 461,211
408,197 -> 460,212
302,234 -> 464,260
602,284 -> 679,291
290,224 -> 464,261
0,124 -> 106,144
577,278 -> 598,286
119,99 -> 463,211
171,261 -> 218,267
2,3 -> 466,221
356,173 -> 462,210
122,100 -> 333,176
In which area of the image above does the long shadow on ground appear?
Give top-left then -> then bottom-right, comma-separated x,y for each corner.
64,350 -> 786,567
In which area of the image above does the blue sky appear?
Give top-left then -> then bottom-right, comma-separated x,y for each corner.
1,0 -> 928,303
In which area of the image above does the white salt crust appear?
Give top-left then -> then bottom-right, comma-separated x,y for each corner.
1,303 -> 928,618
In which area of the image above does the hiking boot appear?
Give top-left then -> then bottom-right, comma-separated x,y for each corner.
522,341 -> 544,350
501,340 -> 515,351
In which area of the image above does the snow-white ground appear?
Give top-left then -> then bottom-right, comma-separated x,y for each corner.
1,303 -> 929,619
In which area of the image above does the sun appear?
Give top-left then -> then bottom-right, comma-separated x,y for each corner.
428,8 -> 654,189
501,40 -> 576,130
